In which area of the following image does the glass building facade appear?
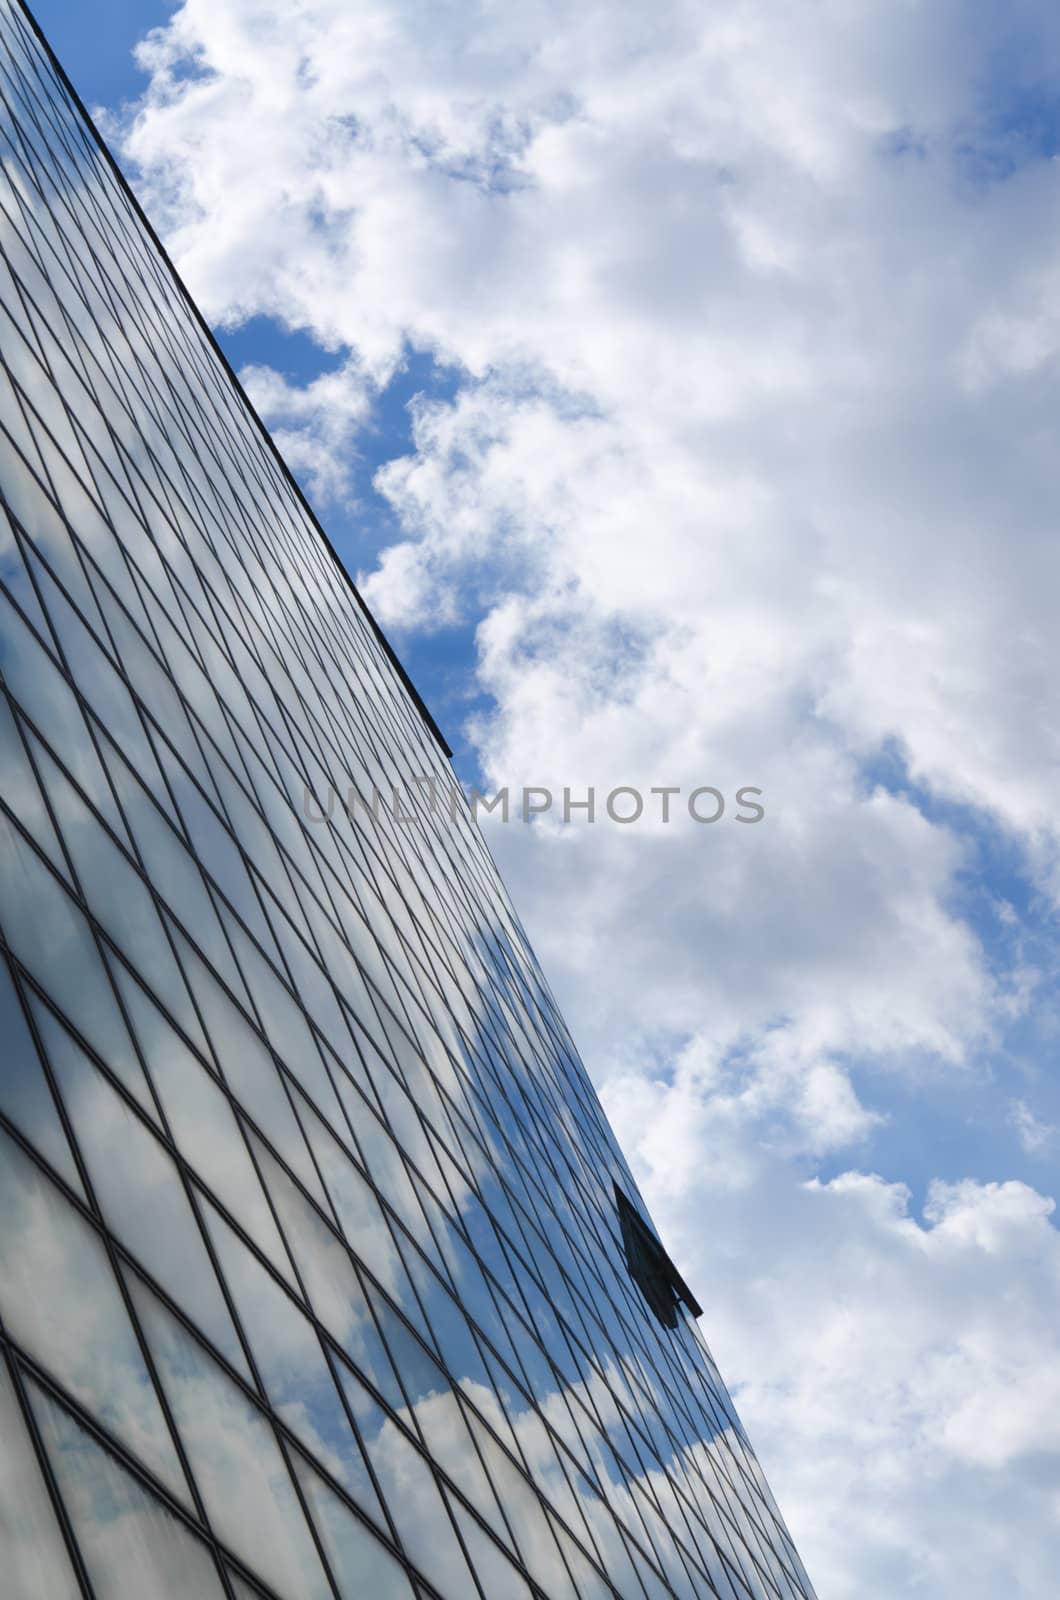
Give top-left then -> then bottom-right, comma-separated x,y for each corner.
0,4 -> 816,1598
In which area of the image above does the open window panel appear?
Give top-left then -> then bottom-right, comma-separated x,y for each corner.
613,1183 -> 703,1331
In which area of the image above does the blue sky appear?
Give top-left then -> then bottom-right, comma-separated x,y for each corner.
24,1 -> 1060,1594
31,0 -> 168,107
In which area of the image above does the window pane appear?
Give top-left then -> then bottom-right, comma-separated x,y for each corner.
0,580 -> 124,837
357,1396 -> 477,1600
0,955 -> 84,1196
171,931 -> 328,1210
0,1124 -> 189,1505
116,975 -> 294,1284
31,744 -> 209,1060
101,738 -> 249,1005
249,1137 -> 404,1412
30,1379 -> 228,1600
298,1100 -> 411,1317
127,1274 -> 333,1600
0,1360 -> 80,1600
38,1005 -> 253,1384
201,1198 -> 382,1522
447,1496 -> 534,1600
227,1574 -> 268,1600
292,1450 -> 415,1600
0,687 -> 65,871
0,808 -> 148,1109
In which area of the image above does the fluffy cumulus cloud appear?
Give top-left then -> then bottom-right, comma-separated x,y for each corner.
239,360 -> 373,505
117,1 -> 1060,1592
607,1082 -> 1060,1597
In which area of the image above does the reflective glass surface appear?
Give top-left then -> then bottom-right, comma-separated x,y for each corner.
0,3 -> 815,1595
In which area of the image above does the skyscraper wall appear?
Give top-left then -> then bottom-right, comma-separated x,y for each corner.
0,4 -> 816,1598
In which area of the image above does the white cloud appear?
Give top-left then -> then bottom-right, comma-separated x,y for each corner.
118,1 -> 1060,1592
239,362 -> 372,506
606,1078 -> 1060,1596
1010,1098 -> 1057,1156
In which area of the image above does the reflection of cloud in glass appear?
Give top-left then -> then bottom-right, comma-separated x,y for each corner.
291,1449 -> 416,1600
116,976 -> 296,1284
0,1361 -> 80,1600
127,1276 -> 333,1600
297,1098 -> 407,1305
38,1005 -> 253,1384
0,954 -> 85,1198
356,1398 -> 481,1600
0,807 -> 146,1106
164,937 -> 330,1211
201,1196 -> 384,1523
0,687 -> 66,873
248,1136 -> 394,1389
31,744 -> 209,1060
0,1126 -> 189,1507
30,1380 -> 228,1600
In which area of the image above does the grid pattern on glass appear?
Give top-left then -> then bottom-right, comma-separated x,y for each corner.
0,4 -> 817,1598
